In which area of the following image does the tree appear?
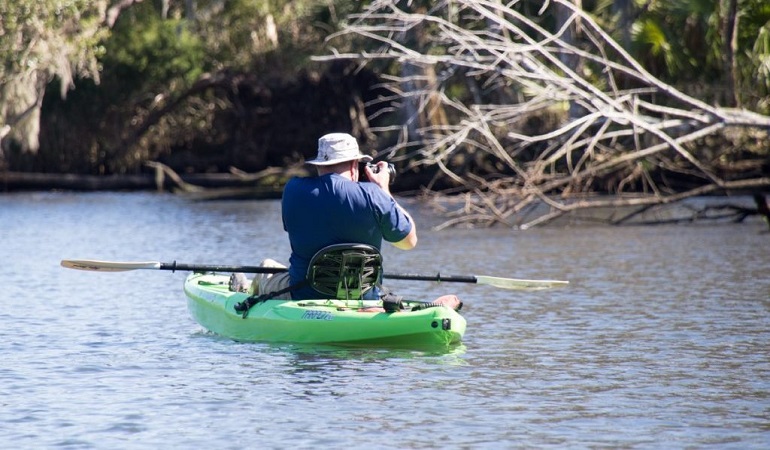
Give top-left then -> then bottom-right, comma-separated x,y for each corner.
592,0 -> 770,111
0,0 -> 138,163
318,0 -> 770,228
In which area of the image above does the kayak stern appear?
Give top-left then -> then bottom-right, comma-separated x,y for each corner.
184,273 -> 465,348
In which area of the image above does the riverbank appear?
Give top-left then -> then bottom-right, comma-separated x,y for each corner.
0,163 -> 308,199
4,163 -> 769,230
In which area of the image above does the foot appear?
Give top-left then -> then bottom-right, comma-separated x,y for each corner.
228,273 -> 249,292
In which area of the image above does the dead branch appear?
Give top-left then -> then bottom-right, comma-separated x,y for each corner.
315,0 -> 770,228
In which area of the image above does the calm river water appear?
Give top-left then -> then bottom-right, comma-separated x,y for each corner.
1,192 -> 768,449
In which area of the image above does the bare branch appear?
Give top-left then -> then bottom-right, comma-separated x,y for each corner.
315,0 -> 770,228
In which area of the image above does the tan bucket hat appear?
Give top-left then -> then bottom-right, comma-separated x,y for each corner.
306,133 -> 373,166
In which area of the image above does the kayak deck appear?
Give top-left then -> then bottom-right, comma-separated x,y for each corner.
183,273 -> 466,348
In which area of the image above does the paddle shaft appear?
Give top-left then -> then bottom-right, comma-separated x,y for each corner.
61,259 -> 568,289
158,262 -> 287,274
160,262 -> 474,283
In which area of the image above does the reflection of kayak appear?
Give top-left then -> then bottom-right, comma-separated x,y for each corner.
184,273 -> 466,348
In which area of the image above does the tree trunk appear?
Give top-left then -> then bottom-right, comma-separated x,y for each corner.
720,0 -> 739,107
555,0 -> 584,119
754,193 -> 770,231
185,0 -> 196,21
613,0 -> 633,50
399,3 -> 449,144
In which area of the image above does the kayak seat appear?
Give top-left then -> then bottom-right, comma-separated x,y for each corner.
307,243 -> 383,300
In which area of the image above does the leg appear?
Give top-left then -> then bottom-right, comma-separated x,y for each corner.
228,272 -> 250,292
250,258 -> 292,299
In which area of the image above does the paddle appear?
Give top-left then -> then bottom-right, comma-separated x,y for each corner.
61,259 -> 569,290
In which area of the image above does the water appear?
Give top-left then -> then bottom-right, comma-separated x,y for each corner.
1,192 -> 768,448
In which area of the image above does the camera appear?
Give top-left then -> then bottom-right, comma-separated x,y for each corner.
366,162 -> 396,185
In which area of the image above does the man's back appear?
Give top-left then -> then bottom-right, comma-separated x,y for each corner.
282,173 -> 412,299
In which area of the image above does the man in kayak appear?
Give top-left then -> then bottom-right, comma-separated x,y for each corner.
233,132 -> 417,300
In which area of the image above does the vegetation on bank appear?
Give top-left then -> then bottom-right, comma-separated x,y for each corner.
1,0 -> 373,175
1,0 -> 769,226
323,1 -> 770,228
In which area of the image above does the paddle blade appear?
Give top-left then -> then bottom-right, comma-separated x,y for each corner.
61,259 -> 161,272
475,275 -> 569,290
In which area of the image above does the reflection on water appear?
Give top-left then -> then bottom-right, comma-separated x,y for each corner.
275,342 -> 468,362
1,192 -> 768,448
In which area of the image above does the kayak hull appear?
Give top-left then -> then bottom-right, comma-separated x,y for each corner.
183,273 -> 466,348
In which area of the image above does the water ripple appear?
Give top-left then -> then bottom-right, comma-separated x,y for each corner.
1,193 -> 768,448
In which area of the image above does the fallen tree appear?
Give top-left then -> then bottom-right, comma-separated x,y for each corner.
1,162 -> 305,199
316,0 -> 770,229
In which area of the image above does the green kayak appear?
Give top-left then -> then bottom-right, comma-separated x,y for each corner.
184,272 -> 466,348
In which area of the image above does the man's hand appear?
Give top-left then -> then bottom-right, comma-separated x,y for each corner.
364,161 -> 391,194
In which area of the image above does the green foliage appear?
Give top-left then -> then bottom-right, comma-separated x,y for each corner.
10,0 -> 769,173
103,2 -> 204,94
583,0 -> 770,111
1,0 -> 109,156
0,0 -> 108,85
631,18 -> 671,68
628,0 -> 717,79
189,0 -> 364,72
736,2 -> 770,110
754,25 -> 770,89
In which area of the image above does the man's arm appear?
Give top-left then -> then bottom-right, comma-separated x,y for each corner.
391,206 -> 417,250
365,162 -> 418,250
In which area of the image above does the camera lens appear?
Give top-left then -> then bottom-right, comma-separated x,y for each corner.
364,162 -> 396,185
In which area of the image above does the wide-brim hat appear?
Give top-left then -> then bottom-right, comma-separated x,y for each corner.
306,133 -> 373,166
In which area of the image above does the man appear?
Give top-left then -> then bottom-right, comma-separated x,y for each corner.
242,132 -> 417,300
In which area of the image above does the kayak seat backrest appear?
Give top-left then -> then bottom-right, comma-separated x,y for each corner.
307,243 -> 383,300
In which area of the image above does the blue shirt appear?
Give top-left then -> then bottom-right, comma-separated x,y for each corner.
282,173 -> 412,300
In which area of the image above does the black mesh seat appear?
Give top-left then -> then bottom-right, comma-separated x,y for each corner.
307,244 -> 383,300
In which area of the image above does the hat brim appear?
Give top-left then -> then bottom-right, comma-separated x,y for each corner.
306,154 -> 373,166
